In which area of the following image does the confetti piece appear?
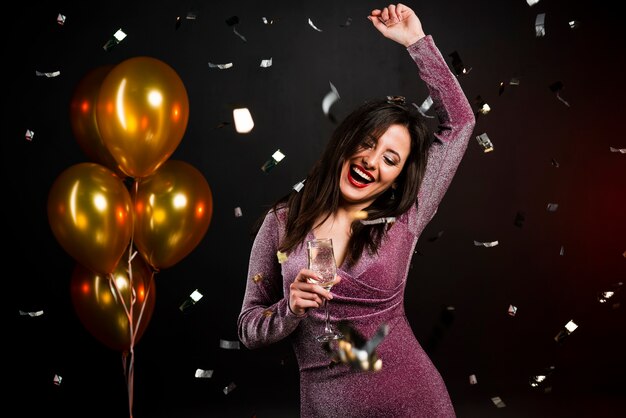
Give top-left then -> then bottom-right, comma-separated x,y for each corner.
476,133 -> 494,153
233,108 -> 254,133
35,70 -> 60,78
610,147 -> 626,154
324,322 -> 388,372
340,17 -> 352,27
448,51 -> 471,76
546,203 -> 558,212
559,245 -> 565,256
262,309 -> 274,317
568,20 -> 580,29
509,77 -> 520,86
549,81 -> 570,107
234,207 -> 243,217
597,281 -> 623,304
293,179 -> 306,192
175,16 -> 182,30
551,158 -> 560,168
352,210 -> 368,221
508,304 -> 518,316
19,310 -> 44,317
554,319 -> 578,342
474,96 -> 491,115
260,58 -> 273,68
276,251 -> 288,264
53,374 -> 62,386
535,13 -> 546,37
529,366 -> 555,387
233,27 -> 247,42
261,149 -> 285,173
195,369 -> 213,378
57,13 -> 66,25
219,339 -> 241,350
103,29 -> 127,51
223,382 -> 237,395
491,396 -> 506,408
179,289 -> 203,311
186,11 -> 197,20
322,81 -> 340,122
526,0 -> 540,6
262,17 -> 278,25
360,217 -> 396,225
474,240 -> 499,247
514,211 -> 525,228
252,273 -> 263,283
208,62 -> 233,70
413,96 -> 435,119
25,129 -> 34,141
469,374 -> 478,385
308,18 -> 323,32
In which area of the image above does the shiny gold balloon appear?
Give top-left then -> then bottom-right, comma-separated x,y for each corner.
96,56 -> 190,178
71,252 -> 156,351
134,160 -> 213,269
47,163 -> 133,274
69,65 -> 125,177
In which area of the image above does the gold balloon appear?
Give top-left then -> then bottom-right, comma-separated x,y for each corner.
134,160 -> 213,269
69,65 -> 125,177
96,56 -> 190,178
47,163 -> 133,274
71,252 -> 156,351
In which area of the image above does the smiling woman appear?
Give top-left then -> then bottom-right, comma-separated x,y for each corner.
237,3 -> 475,417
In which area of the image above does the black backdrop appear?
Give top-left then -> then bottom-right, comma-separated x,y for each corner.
8,1 -> 625,417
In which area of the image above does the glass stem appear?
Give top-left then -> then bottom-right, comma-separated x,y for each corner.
324,299 -> 331,332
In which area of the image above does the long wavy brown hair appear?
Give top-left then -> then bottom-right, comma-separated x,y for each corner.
255,98 -> 431,265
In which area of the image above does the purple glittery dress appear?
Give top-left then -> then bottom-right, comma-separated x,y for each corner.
238,36 -> 475,417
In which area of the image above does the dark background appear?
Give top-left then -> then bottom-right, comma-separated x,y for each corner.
7,1 -> 625,417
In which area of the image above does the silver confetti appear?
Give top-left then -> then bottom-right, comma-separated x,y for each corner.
25,129 -> 34,141
208,62 -> 233,70
186,11 -> 197,20
322,81 -> 340,120
476,133 -> 494,153
597,281 -> 623,304
529,366 -> 555,387
56,13 -> 66,25
554,319 -> 578,342
219,339 -> 241,350
474,240 -> 499,247
19,310 -> 44,317
546,203 -> 558,212
293,179 -> 306,192
261,149 -> 286,173
308,18 -> 323,32
559,245 -> 565,256
568,20 -> 580,29
53,374 -> 62,386
360,217 -> 396,225
469,374 -> 478,385
413,96 -> 435,119
535,13 -> 546,37
609,147 -> 626,154
223,382 -> 237,395
234,207 -> 243,217
195,369 -> 213,378
526,0 -> 540,5
179,289 -> 203,311
260,58 -> 273,68
491,396 -> 506,408
35,70 -> 60,78
103,28 -> 127,51
508,304 -> 518,316
233,27 -> 247,42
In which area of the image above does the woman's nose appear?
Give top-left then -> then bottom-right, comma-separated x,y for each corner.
362,152 -> 378,168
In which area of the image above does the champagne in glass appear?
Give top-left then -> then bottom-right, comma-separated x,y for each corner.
307,238 -> 343,342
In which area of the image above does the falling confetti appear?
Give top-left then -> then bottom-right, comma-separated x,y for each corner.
223,382 -> 237,395
609,147 -> 626,153
308,18 -> 323,32
293,179 -> 306,192
56,13 -> 66,25
469,374 -> 478,385
233,107 -> 254,133
559,245 -> 565,256
476,133 -> 494,152
195,369 -> 213,378
324,322 -> 388,371
234,207 -> 243,217
551,158 -> 560,168
186,11 -> 197,20
474,96 -> 491,115
219,339 -> 241,350
322,81 -> 340,122
535,13 -> 546,37
25,129 -> 34,141
448,51 -> 471,76
554,319 -> 578,343
529,365 -> 555,388
179,289 -> 203,312
103,28 -> 127,51
360,217 -> 396,225
53,374 -> 62,386
568,20 -> 580,29
233,27 -> 247,42
508,304 -> 518,316
526,0 -> 540,5
549,81 -> 570,107
261,149 -> 286,173
414,96 -> 435,119
35,70 -> 60,78
597,281 -> 623,304
491,396 -> 506,408
208,62 -> 233,70
260,58 -> 273,68
19,310 -> 44,317
474,240 -> 499,247
276,251 -> 288,264
546,203 -> 558,212
252,273 -> 263,283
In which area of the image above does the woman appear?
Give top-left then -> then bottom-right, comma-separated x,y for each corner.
238,3 -> 475,417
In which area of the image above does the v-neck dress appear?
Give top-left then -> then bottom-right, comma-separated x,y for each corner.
238,35 -> 475,418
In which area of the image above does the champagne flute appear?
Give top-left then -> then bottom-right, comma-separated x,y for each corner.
307,238 -> 343,342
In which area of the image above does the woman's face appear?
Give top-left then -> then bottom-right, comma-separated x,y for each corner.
339,124 -> 411,208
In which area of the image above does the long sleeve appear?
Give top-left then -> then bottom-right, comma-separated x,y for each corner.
408,35 -> 476,234
237,209 -> 306,349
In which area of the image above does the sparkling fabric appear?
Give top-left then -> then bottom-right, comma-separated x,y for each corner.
238,35 -> 475,418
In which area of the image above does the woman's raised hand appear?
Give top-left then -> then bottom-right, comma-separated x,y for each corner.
368,3 -> 425,47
